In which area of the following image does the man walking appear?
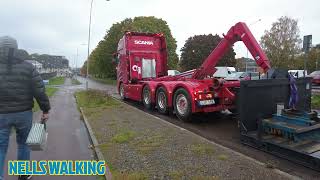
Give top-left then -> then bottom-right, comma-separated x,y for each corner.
0,36 -> 50,180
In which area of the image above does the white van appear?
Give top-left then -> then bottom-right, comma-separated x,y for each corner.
167,70 -> 181,76
213,67 -> 237,78
288,70 -> 307,78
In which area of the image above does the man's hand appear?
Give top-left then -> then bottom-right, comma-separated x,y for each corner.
41,113 -> 49,123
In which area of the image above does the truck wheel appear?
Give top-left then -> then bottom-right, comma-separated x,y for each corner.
156,87 -> 168,114
142,85 -> 153,110
174,88 -> 192,122
119,83 -> 126,100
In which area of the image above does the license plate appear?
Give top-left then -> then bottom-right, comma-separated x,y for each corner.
199,99 -> 215,106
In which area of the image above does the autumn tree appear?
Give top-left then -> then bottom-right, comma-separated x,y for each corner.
235,57 -> 246,71
294,47 -> 320,73
308,48 -> 320,72
179,34 -> 236,72
80,61 -> 87,76
260,16 -> 302,69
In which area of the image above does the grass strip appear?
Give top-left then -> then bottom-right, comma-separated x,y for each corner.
48,76 -> 65,85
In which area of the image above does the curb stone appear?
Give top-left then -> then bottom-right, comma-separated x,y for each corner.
79,107 -> 112,180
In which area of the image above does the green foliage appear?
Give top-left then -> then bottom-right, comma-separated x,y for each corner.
306,48 -> 320,72
217,154 -> 228,161
295,48 -> 320,73
179,34 -> 236,71
260,16 -> 320,72
81,61 -> 87,76
112,131 -> 136,143
311,95 -> 320,109
86,16 -> 178,78
190,143 -> 215,156
260,16 -> 302,69
235,57 -> 246,71
48,77 -> 65,85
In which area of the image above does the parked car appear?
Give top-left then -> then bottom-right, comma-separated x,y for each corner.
225,72 -> 260,81
213,67 -> 236,78
309,71 -> 320,84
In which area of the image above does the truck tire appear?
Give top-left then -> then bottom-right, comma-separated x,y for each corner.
156,87 -> 169,114
142,85 -> 153,110
119,83 -> 126,100
174,88 -> 192,122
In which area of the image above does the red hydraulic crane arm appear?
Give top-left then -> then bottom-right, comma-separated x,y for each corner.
191,22 -> 271,80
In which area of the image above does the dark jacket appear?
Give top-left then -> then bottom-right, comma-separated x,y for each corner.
0,57 -> 50,114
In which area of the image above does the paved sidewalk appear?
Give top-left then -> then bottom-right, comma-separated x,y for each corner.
4,78 -> 96,180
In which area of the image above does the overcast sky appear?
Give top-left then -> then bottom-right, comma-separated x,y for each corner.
0,0 -> 319,68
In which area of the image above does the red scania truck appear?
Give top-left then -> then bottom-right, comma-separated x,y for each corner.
115,22 -> 271,121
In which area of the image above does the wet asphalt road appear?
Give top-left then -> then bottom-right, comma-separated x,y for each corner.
78,76 -> 320,179
4,78 -> 95,180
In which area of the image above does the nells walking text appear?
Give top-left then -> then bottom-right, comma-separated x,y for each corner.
8,160 -> 107,176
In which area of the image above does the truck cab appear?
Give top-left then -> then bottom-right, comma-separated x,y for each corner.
116,32 -> 168,100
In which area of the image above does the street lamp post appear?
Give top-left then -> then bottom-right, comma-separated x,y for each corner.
86,0 -> 110,90
76,43 -> 87,80
86,0 -> 94,90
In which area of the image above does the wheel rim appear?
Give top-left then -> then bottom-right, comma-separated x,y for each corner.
120,85 -> 124,98
158,92 -> 166,110
144,88 -> 151,105
176,94 -> 188,115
